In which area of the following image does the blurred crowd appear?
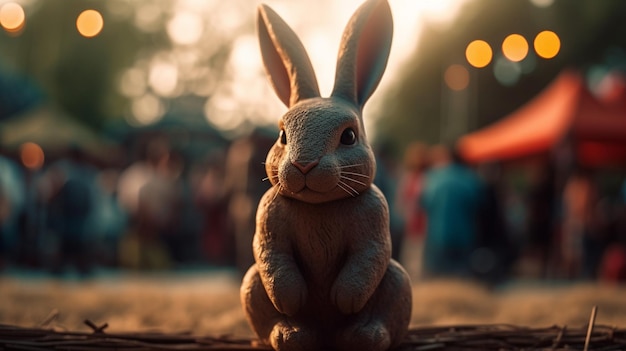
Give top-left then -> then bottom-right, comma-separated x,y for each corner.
391,141 -> 626,286
1,132 -> 626,285
0,129 -> 274,276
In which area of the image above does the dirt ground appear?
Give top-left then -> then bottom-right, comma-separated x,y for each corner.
2,269 -> 626,339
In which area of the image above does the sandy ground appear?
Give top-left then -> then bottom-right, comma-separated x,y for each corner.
2,268 -> 626,339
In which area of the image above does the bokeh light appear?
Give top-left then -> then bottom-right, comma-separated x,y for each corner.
465,40 -> 493,68
493,56 -> 522,86
502,34 -> 529,62
530,0 -> 555,8
167,11 -> 203,45
0,2 -> 25,33
119,67 -> 147,98
534,30 -> 560,59
149,62 -> 179,97
76,9 -> 104,38
444,64 -> 470,91
20,142 -> 45,170
130,93 -> 165,126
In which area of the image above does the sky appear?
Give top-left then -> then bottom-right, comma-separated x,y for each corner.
217,0 -> 473,136
0,0 -> 474,137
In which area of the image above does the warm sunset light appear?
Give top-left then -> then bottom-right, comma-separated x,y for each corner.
502,34 -> 529,62
76,9 -> 104,38
167,11 -> 203,45
444,64 -> 470,91
0,2 -> 25,33
534,30 -> 560,59
466,40 -> 493,68
20,142 -> 45,170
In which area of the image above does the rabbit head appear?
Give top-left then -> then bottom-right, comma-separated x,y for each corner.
258,0 -> 393,204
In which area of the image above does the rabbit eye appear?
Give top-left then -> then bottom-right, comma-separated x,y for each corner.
340,128 -> 356,145
279,129 -> 287,144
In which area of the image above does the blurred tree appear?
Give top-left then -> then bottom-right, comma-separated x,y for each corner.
373,0 -> 626,157
0,66 -> 43,120
0,0 -> 158,129
0,0 -> 247,132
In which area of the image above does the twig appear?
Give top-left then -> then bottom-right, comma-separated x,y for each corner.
84,319 -> 108,334
38,309 -> 59,328
550,325 -> 566,350
584,305 -> 599,351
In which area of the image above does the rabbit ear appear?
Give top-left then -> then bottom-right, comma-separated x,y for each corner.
257,4 -> 321,107
331,0 -> 393,109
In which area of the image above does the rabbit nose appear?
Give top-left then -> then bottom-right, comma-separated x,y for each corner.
292,159 -> 319,174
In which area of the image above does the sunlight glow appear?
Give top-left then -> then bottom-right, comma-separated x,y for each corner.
530,0 -> 554,8
0,2 -> 25,33
134,3 -> 162,33
149,62 -> 179,97
131,93 -> 165,125
20,142 -> 44,170
76,9 -> 104,38
167,11 -> 203,45
119,67 -> 147,98
466,40 -> 493,68
502,34 -> 529,62
534,30 -> 560,59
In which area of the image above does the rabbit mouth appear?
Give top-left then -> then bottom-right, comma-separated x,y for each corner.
284,177 -> 338,195
277,161 -> 371,202
281,179 -> 367,203
281,185 -> 347,204
279,171 -> 344,203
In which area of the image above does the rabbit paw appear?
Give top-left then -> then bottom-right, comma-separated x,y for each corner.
270,279 -> 307,316
270,321 -> 317,351
331,279 -> 369,315
335,320 -> 391,351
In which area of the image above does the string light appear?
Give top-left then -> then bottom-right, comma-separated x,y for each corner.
0,2 -> 25,33
534,30 -> 560,59
502,34 -> 529,62
465,40 -> 493,68
76,9 -> 104,38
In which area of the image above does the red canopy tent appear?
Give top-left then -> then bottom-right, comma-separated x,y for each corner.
457,70 -> 626,167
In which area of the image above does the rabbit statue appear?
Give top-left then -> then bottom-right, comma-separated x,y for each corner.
240,0 -> 412,350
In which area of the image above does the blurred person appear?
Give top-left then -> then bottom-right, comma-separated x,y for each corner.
191,149 -> 234,266
224,128 -> 274,276
419,144 -> 485,280
599,182 -> 626,283
525,163 -> 558,279
599,242 -> 626,284
0,155 -> 26,269
559,167 -> 601,280
91,168 -> 128,267
44,148 -> 99,276
373,142 -> 404,261
395,141 -> 429,279
148,149 -> 186,264
474,162 -> 517,285
117,137 -> 175,270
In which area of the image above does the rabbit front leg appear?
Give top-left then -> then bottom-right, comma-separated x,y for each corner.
254,200 -> 308,316
331,235 -> 390,315
257,248 -> 307,316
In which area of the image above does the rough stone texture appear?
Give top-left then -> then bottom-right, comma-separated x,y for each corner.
240,1 -> 412,350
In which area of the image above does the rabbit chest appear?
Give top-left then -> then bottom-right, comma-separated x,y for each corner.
258,185 -> 391,291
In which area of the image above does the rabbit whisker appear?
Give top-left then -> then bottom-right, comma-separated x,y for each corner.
262,174 -> 279,182
340,175 -> 367,187
338,180 -> 359,197
338,164 -> 364,169
337,182 -> 356,197
341,171 -> 370,179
